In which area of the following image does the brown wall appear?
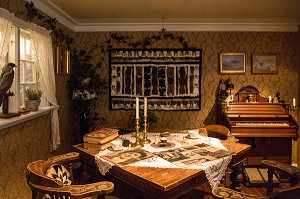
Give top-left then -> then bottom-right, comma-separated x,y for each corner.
0,115 -> 52,198
0,0 -> 299,198
73,31 -> 298,166
73,32 -> 299,130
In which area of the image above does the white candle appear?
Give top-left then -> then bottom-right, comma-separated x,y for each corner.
136,97 -> 139,118
144,97 -> 147,116
293,98 -> 296,107
268,95 -> 272,103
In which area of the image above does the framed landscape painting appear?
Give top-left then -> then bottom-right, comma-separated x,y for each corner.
220,53 -> 245,74
252,54 -> 278,74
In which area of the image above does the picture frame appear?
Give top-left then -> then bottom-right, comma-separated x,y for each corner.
109,48 -> 202,111
55,46 -> 70,74
220,53 -> 246,74
252,54 -> 278,74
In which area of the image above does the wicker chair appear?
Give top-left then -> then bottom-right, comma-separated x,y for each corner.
212,160 -> 300,199
26,152 -> 114,199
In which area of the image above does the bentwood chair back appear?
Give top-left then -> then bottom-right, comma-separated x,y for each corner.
26,152 -> 114,199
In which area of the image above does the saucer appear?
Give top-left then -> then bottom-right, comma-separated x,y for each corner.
185,135 -> 199,139
150,142 -> 175,148
108,146 -> 123,151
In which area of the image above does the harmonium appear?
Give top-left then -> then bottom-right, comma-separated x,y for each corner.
218,86 -> 299,166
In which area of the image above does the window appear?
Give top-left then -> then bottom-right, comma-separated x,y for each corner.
1,26 -> 43,112
19,29 -> 39,107
0,12 -> 60,151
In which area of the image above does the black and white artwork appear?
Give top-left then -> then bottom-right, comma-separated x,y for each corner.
109,49 -> 202,110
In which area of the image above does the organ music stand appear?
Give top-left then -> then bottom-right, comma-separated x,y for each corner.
0,91 -> 21,119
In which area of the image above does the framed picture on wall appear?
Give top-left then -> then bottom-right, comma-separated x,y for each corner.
55,46 -> 70,74
220,53 -> 246,74
109,48 -> 202,111
252,54 -> 278,74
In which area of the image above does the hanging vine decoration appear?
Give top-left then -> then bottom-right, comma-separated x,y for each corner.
24,1 -> 191,131
24,1 -> 190,53
108,28 -> 189,49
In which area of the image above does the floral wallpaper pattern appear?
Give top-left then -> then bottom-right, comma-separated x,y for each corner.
0,0 -> 299,198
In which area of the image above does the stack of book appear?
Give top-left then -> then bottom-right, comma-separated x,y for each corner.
83,128 -> 119,150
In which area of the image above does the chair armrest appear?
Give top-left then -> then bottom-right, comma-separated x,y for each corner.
212,187 -> 266,199
28,181 -> 114,198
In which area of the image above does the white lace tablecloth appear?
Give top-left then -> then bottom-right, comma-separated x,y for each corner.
95,133 -> 231,189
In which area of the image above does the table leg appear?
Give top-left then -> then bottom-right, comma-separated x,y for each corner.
230,163 -> 243,192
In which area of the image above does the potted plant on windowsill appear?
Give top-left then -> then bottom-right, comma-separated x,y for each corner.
25,89 -> 42,111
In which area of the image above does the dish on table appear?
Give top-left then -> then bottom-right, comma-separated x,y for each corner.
107,146 -> 123,151
185,135 -> 199,139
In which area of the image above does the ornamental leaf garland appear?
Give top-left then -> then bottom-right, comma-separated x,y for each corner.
24,1 -> 191,131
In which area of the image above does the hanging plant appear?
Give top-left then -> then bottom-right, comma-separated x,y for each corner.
24,1 -> 190,135
67,47 -> 108,131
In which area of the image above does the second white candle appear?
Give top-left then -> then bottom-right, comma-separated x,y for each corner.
136,97 -> 139,118
144,97 -> 147,116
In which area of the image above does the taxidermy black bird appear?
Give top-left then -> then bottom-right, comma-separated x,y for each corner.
0,63 -> 17,107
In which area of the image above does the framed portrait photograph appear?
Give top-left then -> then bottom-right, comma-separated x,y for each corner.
56,46 -> 70,74
252,54 -> 278,74
220,53 -> 245,74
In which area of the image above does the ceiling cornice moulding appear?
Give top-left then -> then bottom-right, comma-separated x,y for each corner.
29,0 -> 299,32
74,23 -> 299,32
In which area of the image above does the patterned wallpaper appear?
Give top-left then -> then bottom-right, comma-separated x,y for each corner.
73,31 -> 299,167
0,115 -> 54,199
0,0 -> 299,198
73,32 -> 298,130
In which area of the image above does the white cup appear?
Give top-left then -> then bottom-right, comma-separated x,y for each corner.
188,130 -> 198,138
111,140 -> 122,150
159,136 -> 168,143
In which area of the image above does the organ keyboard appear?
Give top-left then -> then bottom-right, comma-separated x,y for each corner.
218,86 -> 299,165
235,122 -> 290,127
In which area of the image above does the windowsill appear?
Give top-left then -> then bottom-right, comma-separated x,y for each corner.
0,106 -> 58,131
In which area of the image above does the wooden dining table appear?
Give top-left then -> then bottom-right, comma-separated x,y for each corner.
72,139 -> 250,199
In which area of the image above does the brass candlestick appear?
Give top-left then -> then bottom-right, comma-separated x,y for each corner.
142,116 -> 151,144
287,104 -> 297,113
131,118 -> 144,147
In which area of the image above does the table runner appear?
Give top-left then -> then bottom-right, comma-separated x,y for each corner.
95,133 -> 232,189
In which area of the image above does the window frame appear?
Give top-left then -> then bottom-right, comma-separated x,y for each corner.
4,26 -> 42,113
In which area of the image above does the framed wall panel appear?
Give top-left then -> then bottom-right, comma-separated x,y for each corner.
109,48 -> 202,111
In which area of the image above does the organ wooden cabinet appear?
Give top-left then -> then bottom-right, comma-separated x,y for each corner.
218,86 -> 299,166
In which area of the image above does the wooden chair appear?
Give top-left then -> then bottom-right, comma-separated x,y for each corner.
26,152 -> 114,199
212,160 -> 300,199
204,124 -> 238,142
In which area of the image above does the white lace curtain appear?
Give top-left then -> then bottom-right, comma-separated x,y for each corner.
0,16 -> 12,67
31,31 -> 60,151
0,8 -> 60,151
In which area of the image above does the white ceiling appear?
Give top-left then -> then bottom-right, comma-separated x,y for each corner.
29,0 -> 300,32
